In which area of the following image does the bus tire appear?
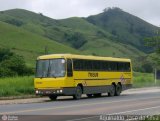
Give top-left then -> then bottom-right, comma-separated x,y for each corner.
87,94 -> 93,98
115,83 -> 122,96
49,95 -> 57,101
94,93 -> 102,97
73,86 -> 82,100
108,84 -> 115,97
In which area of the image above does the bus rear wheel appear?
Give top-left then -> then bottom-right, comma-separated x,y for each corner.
115,83 -> 122,96
108,84 -> 115,97
49,95 -> 57,101
73,86 -> 82,100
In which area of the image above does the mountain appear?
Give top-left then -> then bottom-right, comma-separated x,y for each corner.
86,7 -> 159,53
0,8 -> 158,68
0,21 -> 79,67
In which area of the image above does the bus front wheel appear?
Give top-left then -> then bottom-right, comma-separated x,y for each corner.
108,84 -> 115,97
73,86 -> 82,100
49,95 -> 57,101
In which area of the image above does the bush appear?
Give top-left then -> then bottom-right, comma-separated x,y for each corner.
141,62 -> 153,73
133,60 -> 154,73
5,19 -> 24,27
0,67 -> 17,77
0,48 -> 14,62
64,32 -> 87,49
0,48 -> 33,77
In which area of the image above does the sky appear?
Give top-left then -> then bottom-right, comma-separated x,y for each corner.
0,0 -> 160,26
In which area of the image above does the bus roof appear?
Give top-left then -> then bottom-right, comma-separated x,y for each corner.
38,54 -> 131,62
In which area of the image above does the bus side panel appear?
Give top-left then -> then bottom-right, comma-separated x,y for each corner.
73,71 -> 132,94
64,77 -> 75,87
73,71 -> 132,86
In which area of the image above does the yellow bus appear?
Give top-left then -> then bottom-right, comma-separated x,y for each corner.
34,54 -> 132,100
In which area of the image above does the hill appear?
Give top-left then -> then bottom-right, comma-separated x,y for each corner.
0,21 -> 79,67
0,8 -> 146,60
86,7 -> 159,53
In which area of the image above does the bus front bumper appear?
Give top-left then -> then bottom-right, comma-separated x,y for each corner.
35,87 -> 76,96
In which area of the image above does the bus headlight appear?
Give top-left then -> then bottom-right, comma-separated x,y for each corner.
57,90 -> 59,93
60,90 -> 63,93
36,90 -> 39,94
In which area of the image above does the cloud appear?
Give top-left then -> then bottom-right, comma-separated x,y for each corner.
0,0 -> 159,26
105,0 -> 160,26
28,0 -> 108,19
0,0 -> 31,10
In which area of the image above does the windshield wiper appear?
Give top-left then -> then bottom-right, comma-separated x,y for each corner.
39,71 -> 48,79
40,73 -> 45,79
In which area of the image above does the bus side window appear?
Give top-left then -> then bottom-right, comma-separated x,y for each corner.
67,59 -> 73,77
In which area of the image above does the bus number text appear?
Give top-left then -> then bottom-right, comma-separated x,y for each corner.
88,72 -> 98,77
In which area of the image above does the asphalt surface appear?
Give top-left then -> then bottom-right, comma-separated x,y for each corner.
0,88 -> 160,121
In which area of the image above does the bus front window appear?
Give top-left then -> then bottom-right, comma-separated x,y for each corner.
36,59 -> 66,78
49,59 -> 66,77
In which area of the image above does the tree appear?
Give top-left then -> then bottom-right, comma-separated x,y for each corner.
145,30 -> 160,54
141,62 -> 153,73
64,32 -> 87,49
5,19 -> 24,27
0,48 -> 33,77
144,30 -> 160,66
103,8 -> 109,12
0,48 -> 13,62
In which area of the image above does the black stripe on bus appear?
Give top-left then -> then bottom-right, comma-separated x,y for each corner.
74,78 -> 131,80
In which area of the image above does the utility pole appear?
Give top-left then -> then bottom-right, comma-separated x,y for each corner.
45,46 -> 48,55
155,68 -> 157,85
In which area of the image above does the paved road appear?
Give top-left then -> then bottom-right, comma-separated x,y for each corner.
0,88 -> 160,121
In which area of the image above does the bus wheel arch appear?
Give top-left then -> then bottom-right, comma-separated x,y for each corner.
77,83 -> 83,93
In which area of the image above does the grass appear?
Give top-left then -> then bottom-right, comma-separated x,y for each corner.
143,115 -> 160,121
0,9 -> 146,65
86,8 -> 158,53
133,72 -> 160,88
0,72 -> 160,97
0,76 -> 34,97
0,21 -> 79,67
81,38 -> 145,58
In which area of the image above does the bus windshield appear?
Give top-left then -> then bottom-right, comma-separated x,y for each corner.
36,59 -> 66,78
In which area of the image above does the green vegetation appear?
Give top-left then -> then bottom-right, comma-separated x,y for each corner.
64,32 -> 87,49
86,7 -> 158,53
0,76 -> 34,97
133,72 -> 160,88
0,21 -> 79,67
0,8 -> 149,62
0,8 -> 160,97
143,115 -> 160,121
145,31 -> 160,54
0,48 -> 33,77
144,30 -> 160,67
0,72 -> 159,97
